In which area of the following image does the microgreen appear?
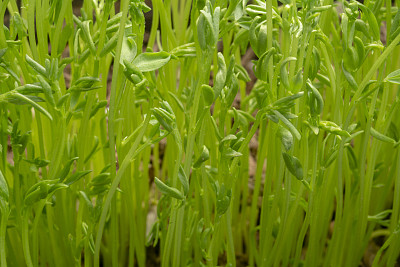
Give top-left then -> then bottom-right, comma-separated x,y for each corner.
1,0 -> 400,266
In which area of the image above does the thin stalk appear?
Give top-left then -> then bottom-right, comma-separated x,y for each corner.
387,149 -> 400,265
94,101 -> 152,266
22,212 -> 33,267
0,207 -> 9,267
93,0 -> 129,265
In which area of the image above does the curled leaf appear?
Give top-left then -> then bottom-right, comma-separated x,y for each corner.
154,177 -> 184,200
370,127 -> 395,144
282,152 -> 303,180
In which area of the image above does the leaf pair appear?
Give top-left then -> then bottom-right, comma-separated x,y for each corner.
197,2 -> 220,51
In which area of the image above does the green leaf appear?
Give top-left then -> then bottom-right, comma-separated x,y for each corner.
37,75 -> 55,106
10,93 -> 53,121
358,5 -> 380,41
153,107 -> 175,132
193,146 -> 210,168
202,85 -> 214,107
277,126 -> 293,151
24,181 -> 51,206
384,69 -> 400,85
214,53 -> 227,99
84,136 -> 99,163
370,127 -> 396,144
219,134 -> 237,150
64,170 -> 92,186
123,59 -> 145,85
225,74 -> 239,107
273,92 -> 304,108
25,55 -> 47,77
154,177 -> 184,200
282,152 -> 303,180
272,110 -> 301,140
389,7 -> 400,44
90,173 -> 111,187
119,31 -> 137,64
59,157 -> 79,182
0,48 -> 7,59
217,191 -> 231,216
234,63 -> 251,82
171,42 -> 197,58
69,77 -> 101,92
342,63 -> 358,90
307,81 -> 324,115
355,19 -> 370,39
0,169 -> 9,204
132,51 -> 171,72
223,147 -> 242,158
319,121 -> 351,137
280,57 -> 297,90
178,166 -> 189,196
14,84 -> 43,94
48,183 -> 69,195
100,33 -> 119,58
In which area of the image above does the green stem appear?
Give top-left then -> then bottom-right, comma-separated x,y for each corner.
0,207 -> 9,267
94,101 -> 152,266
22,212 -> 34,267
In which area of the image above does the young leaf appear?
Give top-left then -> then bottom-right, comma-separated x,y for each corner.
223,147 -> 242,158
64,170 -> 92,186
119,32 -> 137,64
282,152 -> 303,180
272,110 -> 301,140
273,92 -> 304,107
37,75 -> 55,107
178,165 -> 189,196
153,107 -> 175,132
277,126 -> 293,151
319,121 -> 351,137
59,157 -> 79,182
214,53 -> 227,99
84,136 -> 100,163
370,127 -> 396,144
280,57 -> 297,90
24,181 -> 50,206
154,177 -> 184,200
132,52 -> 171,72
234,64 -> 251,82
342,63 -> 358,90
25,55 -> 47,77
47,183 -> 69,195
90,173 -> 111,187
0,169 -> 9,204
217,191 -> 232,216
358,5 -> 380,41
100,33 -> 119,58
193,146 -> 210,168
202,85 -> 214,107
10,93 -> 53,121
307,81 -> 324,115
384,69 -> 400,85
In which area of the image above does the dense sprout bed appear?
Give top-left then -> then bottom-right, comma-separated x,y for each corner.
1,0 -> 400,266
